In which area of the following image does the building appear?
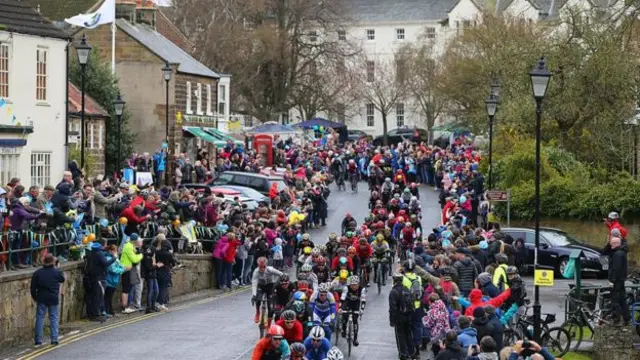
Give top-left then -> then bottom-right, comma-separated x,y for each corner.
0,0 -> 69,187
68,82 -> 108,177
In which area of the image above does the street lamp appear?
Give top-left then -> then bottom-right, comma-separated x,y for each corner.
113,93 -> 125,173
162,61 -> 172,185
529,56 -> 552,343
485,93 -> 498,190
75,33 -> 92,170
491,77 -> 501,98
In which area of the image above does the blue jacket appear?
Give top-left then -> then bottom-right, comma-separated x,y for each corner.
153,151 -> 166,172
30,265 -> 65,305
457,327 -> 478,348
481,282 -> 500,298
105,254 -> 126,288
304,337 -> 332,360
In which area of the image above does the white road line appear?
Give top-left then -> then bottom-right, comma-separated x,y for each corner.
230,347 -> 253,360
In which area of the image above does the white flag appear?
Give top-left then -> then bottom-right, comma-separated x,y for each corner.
65,0 -> 115,29
152,0 -> 173,6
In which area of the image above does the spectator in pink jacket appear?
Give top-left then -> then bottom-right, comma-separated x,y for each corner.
212,235 -> 229,289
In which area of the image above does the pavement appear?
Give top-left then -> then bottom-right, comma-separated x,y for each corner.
3,184 -> 604,360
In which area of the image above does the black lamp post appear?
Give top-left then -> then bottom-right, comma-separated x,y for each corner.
529,56 -> 552,343
485,93 -> 498,190
113,93 -> 125,173
75,34 -> 92,170
162,61 -> 172,185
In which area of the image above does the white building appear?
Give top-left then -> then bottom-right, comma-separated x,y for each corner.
0,0 -> 69,187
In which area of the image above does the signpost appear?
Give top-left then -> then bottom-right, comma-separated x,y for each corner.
486,189 -> 511,226
534,269 -> 554,286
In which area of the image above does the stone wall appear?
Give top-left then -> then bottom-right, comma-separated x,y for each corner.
593,324 -> 640,360
0,254 -> 214,349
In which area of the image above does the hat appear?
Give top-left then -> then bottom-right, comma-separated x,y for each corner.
477,272 -> 492,286
610,228 -> 621,237
119,182 -> 129,189
458,315 -> 471,329
129,233 -> 139,241
479,240 -> 488,250
473,307 -> 486,319
44,184 -> 55,191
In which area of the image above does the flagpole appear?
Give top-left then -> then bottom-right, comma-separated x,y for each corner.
111,22 -> 116,74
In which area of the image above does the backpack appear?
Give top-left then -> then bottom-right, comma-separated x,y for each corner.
405,274 -> 423,304
398,286 -> 414,315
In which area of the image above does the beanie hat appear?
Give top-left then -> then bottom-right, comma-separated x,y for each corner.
477,272 -> 492,286
473,307 -> 486,319
129,233 -> 139,241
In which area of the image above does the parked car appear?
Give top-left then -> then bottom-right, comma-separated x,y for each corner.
212,171 -> 287,196
347,129 -> 371,142
177,184 -> 258,210
215,185 -> 270,204
259,167 -> 287,178
372,127 -> 429,146
501,227 -> 605,276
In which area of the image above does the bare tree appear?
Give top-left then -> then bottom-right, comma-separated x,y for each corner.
347,54 -> 409,144
164,0 -> 358,123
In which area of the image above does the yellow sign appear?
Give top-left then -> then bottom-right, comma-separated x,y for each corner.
175,111 -> 183,125
534,269 -> 554,286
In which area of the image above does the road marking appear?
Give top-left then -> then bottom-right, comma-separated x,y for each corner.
230,347 -> 253,360
16,287 -> 250,360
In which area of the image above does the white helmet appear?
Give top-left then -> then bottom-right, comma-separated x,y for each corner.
608,212 -> 619,220
327,347 -> 344,360
310,325 -> 325,340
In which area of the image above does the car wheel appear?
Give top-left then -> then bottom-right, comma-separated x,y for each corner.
556,257 -> 569,276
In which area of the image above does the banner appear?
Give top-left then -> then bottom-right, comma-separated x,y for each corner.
65,0 -> 115,29
178,224 -> 197,244
136,172 -> 153,186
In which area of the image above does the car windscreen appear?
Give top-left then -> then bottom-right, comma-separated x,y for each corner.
540,230 -> 575,246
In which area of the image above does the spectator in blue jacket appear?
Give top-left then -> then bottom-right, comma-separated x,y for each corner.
30,254 -> 65,346
456,316 -> 478,349
104,244 -> 125,316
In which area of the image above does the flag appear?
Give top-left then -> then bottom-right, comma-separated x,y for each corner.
65,0 -> 115,29
152,0 -> 173,6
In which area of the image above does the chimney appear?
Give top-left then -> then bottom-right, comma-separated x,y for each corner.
135,0 -> 157,28
116,0 -> 137,23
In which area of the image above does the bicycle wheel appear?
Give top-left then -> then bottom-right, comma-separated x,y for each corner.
502,327 -> 521,345
561,318 -> 584,352
377,265 -> 382,294
347,317 -> 353,357
334,314 -> 341,346
542,326 -> 571,358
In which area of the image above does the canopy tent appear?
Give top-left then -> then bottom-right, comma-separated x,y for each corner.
246,121 -> 299,135
204,127 -> 243,146
183,126 -> 227,148
295,117 -> 346,129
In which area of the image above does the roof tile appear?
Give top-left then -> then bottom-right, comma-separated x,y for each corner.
0,0 -> 69,39
68,82 -> 110,117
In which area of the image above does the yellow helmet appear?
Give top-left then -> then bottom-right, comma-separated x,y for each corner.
303,246 -> 312,255
376,233 -> 385,242
339,269 -> 349,280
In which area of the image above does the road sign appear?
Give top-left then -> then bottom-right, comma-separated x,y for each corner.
534,269 -> 554,286
485,190 -> 509,201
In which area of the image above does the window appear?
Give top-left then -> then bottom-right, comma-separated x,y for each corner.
0,43 -> 8,98
98,123 -> 103,149
218,84 -> 227,115
338,30 -> 346,41
36,48 -> 47,101
196,83 -> 203,115
186,81 -> 192,114
366,29 -> 375,40
282,112 -> 289,124
396,103 -> 405,127
366,103 -> 374,127
89,122 -> 95,149
309,30 -> 317,42
0,152 -> 18,186
245,116 -> 253,127
455,21 -> 460,35
463,20 -> 471,28
366,60 -> 375,82
218,102 -> 226,115
30,152 -> 51,188
426,27 -> 436,39
396,28 -> 405,40
206,84 -> 212,115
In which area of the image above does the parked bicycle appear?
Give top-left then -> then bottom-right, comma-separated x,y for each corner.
503,304 -> 571,357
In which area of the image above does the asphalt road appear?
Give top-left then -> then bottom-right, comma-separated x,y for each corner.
31,184 -> 596,360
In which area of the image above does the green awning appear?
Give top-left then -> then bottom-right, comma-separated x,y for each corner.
183,126 -> 226,147
204,127 -> 243,146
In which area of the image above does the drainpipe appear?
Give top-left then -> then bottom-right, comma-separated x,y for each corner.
64,41 -> 70,167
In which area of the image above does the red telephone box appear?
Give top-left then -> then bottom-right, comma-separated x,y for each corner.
254,134 -> 273,167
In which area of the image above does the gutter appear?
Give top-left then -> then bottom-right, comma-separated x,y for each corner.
65,40 -> 70,166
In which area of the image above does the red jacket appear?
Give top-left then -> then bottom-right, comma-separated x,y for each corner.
223,238 -> 241,263
121,206 -> 148,225
607,221 -> 628,239
331,256 -> 353,272
276,319 -> 303,343
353,242 -> 373,259
394,173 -> 406,184
464,288 -> 511,317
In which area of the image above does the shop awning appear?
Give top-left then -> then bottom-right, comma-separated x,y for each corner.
204,127 -> 243,146
183,126 -> 226,147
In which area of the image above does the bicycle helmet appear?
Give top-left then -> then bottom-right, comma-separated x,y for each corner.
292,300 -> 305,314
311,248 -> 321,256
317,244 -> 326,253
256,257 -> 267,267
316,256 -> 327,266
506,265 -> 519,275
329,232 -> 338,241
346,231 -> 353,238
290,342 -> 306,356
280,274 -> 290,283
376,233 -> 385,242
303,233 -> 311,240
310,325 -> 326,340
281,309 -> 296,321
347,247 -> 356,256
293,291 -> 307,302
303,247 -> 312,255
349,275 -> 360,286
300,264 -> 312,273
339,256 -> 348,265
608,212 -> 619,220
339,269 -> 349,280
268,325 -> 285,339
327,347 -> 344,360
318,283 -> 330,293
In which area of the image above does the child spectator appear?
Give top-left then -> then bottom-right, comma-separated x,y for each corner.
104,245 -> 125,316
272,238 -> 284,270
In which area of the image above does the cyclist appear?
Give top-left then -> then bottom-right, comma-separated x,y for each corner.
381,177 -> 394,203
251,324 -> 291,360
346,246 -> 361,275
371,234 -> 390,285
252,257 -> 284,324
340,275 -> 367,347
341,213 -> 357,235
289,342 -> 307,360
400,187 -> 412,204
304,326 -> 332,360
355,238 -> 373,286
330,254 -> 353,275
325,233 -> 340,262
308,283 -> 337,340
408,182 -> 419,199
312,256 -> 330,284
288,299 -> 314,339
276,310 -> 304,344
394,169 -> 407,191
368,191 -> 380,210
273,274 -> 296,317
347,159 -> 358,190
330,269 -> 350,313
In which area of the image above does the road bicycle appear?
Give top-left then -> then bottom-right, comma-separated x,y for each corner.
342,310 -> 359,357
257,292 -> 271,338
360,260 -> 371,288
503,304 -> 571,357
349,172 -> 358,193
373,255 -> 389,295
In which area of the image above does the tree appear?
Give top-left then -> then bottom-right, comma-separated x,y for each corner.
439,13 -> 638,170
398,39 -> 448,142
164,0 -> 358,122
347,54 -> 409,144
69,50 -> 135,175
